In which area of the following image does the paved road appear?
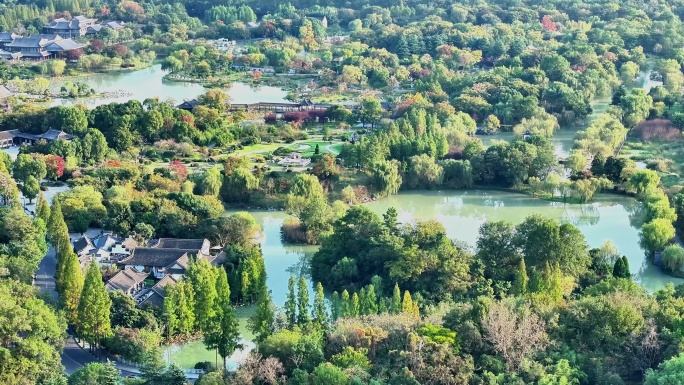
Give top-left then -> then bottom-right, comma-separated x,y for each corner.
34,246 -> 58,301
34,246 -> 140,377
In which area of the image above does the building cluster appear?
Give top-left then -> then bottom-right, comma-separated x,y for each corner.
212,38 -> 240,54
0,15 -> 125,61
73,233 -> 225,308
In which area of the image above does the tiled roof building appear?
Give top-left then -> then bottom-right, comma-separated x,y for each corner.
43,16 -> 98,37
3,34 -> 84,60
105,267 -> 148,295
137,275 -> 178,308
0,128 -> 75,148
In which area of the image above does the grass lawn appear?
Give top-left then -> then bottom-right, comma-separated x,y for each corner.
231,143 -> 283,155
311,93 -> 359,104
139,137 -> 346,177
231,139 -> 344,158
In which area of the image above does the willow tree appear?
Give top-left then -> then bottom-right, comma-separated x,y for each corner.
220,167 -> 258,203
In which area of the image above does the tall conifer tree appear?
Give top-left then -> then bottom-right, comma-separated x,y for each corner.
613,256 -> 631,278
401,290 -> 414,314
284,275 -> 297,327
177,281 -> 196,335
186,258 -> 218,333
204,269 -> 241,371
351,292 -> 360,317
36,192 -> 50,224
48,197 -> 69,250
365,284 -> 378,315
391,284 -> 402,314
312,282 -> 328,329
512,259 -> 529,295
49,197 -> 71,293
331,291 -> 340,321
77,262 -> 112,353
358,287 -> 368,315
297,277 -> 311,325
60,251 -> 84,325
248,285 -> 275,343
341,289 -> 351,318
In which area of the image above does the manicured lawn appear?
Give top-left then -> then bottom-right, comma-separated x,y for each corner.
231,143 -> 283,154
140,137 -> 345,175
295,141 -> 340,156
311,93 -> 359,104
233,139 -> 344,157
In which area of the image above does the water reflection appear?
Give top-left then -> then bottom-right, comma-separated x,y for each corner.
50,64 -> 289,108
237,190 -> 681,295
170,190 -> 681,370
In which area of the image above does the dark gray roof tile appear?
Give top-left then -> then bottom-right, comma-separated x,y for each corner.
105,267 -> 148,292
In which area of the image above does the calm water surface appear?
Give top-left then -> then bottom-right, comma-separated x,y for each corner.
59,62 -> 669,367
249,190 -> 680,296
167,190 -> 682,369
50,64 -> 289,108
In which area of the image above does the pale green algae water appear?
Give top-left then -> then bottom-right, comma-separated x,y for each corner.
166,190 -> 681,369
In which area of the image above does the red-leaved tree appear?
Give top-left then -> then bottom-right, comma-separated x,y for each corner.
170,160 -> 188,182
45,155 -> 65,181
541,15 -> 557,32
90,39 -> 105,53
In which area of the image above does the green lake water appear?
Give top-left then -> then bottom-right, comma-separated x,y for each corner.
43,62 -> 665,368
50,64 -> 288,108
166,190 -> 682,369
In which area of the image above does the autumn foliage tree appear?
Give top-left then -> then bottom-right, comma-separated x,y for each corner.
45,155 -> 65,181
541,15 -> 557,32
170,160 -> 188,182
89,39 -> 105,53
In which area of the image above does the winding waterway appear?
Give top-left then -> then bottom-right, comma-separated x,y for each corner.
7,62 -> 669,368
